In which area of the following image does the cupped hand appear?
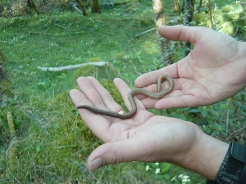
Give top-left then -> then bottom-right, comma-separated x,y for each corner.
135,25 -> 246,109
69,77 -> 204,172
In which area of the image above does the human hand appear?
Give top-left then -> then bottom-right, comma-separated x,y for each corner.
135,25 -> 246,109
69,77 -> 228,180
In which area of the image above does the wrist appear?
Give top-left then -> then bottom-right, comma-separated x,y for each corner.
178,133 -> 229,180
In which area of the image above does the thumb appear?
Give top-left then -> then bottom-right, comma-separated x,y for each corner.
158,25 -> 207,44
87,138 -> 147,172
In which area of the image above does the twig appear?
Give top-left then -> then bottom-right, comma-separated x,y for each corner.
226,109 -> 230,136
37,61 -> 109,72
135,27 -> 156,37
54,145 -> 76,149
181,41 -> 192,51
29,26 -> 50,35
99,17 -> 133,20
29,24 -> 95,35
55,23 -> 69,31
69,158 -> 86,170
78,27 -> 95,33
7,168 -> 21,184
208,0 -> 214,29
29,32 -> 41,35
29,111 -> 49,135
226,98 -> 233,136
232,26 -> 239,37
69,2 -> 83,14
226,126 -> 246,140
131,62 -> 141,76
45,26 -> 51,33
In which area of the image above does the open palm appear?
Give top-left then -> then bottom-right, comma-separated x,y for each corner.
135,26 -> 246,109
69,76 -> 203,171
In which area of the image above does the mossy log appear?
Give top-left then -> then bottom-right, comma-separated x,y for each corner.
75,0 -> 88,16
26,0 -> 39,14
91,0 -> 101,13
7,112 -> 18,172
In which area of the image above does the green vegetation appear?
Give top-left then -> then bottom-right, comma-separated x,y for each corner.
0,0 -> 245,183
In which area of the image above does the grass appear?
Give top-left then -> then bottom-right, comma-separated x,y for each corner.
0,0 -> 245,183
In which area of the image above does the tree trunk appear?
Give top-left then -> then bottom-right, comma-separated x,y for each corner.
91,0 -> 101,13
208,0 -> 214,29
198,0 -> 209,12
0,52 -> 13,107
172,0 -> 180,12
183,0 -> 194,25
152,0 -> 173,65
181,0 -> 184,12
75,0 -> 88,16
26,0 -> 39,14
183,0 -> 194,57
198,0 -> 202,10
201,0 -> 209,8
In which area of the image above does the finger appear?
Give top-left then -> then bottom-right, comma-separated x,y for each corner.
69,89 -> 112,140
77,77 -> 122,113
69,88 -> 104,123
134,70 -> 182,105
86,77 -> 123,113
158,25 -> 206,44
133,77 -> 180,110
155,94 -> 198,109
113,78 -> 146,112
87,138 -> 153,172
138,87 -> 183,109
76,77 -> 105,109
134,63 -> 179,89
153,86 -> 213,109
138,77 -> 203,109
70,88 -> 93,110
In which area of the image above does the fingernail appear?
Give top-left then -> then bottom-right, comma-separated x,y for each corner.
91,157 -> 103,171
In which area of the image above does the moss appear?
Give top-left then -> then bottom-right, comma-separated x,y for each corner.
99,80 -> 125,108
88,57 -> 103,62
51,88 -> 98,143
23,89 -> 102,173
193,12 -> 210,27
109,53 -> 129,62
222,7 -> 230,13
72,63 -> 119,82
0,78 -> 14,98
0,50 -> 9,62
222,13 -> 233,22
72,65 -> 96,79
221,22 -> 235,35
19,79 -> 126,176
51,79 -> 125,142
